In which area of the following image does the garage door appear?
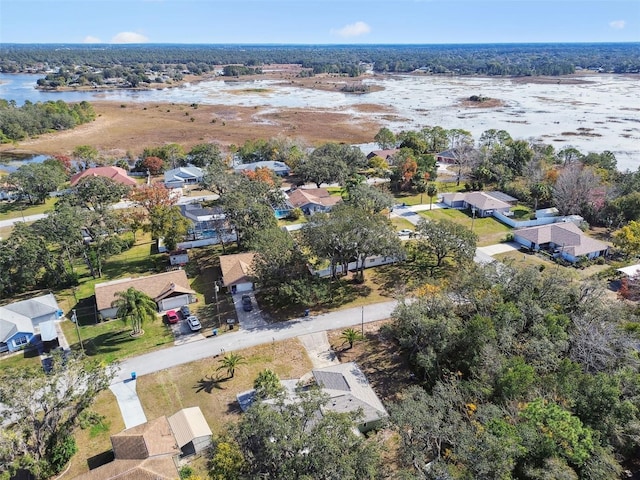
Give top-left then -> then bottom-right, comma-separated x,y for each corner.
159,295 -> 190,312
234,282 -> 253,293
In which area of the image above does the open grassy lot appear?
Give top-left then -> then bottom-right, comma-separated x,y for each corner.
137,338 -> 313,435
419,207 -> 512,246
390,216 -> 416,231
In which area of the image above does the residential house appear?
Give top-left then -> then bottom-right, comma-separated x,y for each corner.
164,166 -> 204,189
367,148 -> 399,165
441,191 -> 516,217
237,362 -> 387,433
70,166 -> 138,187
0,293 -> 62,353
287,187 -> 342,215
169,249 -> 189,266
75,416 -> 181,480
513,222 -> 609,263
233,161 -> 291,177
219,252 -> 256,293
180,203 -> 226,238
167,407 -> 213,456
435,149 -> 459,164
94,270 -> 196,318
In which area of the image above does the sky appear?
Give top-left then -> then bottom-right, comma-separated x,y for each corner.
1,0 -> 639,44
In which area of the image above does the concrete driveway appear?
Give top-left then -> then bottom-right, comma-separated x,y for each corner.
167,313 -> 205,345
232,292 -> 268,330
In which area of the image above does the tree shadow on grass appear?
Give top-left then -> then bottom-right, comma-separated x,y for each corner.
194,373 -> 226,394
82,330 -> 137,356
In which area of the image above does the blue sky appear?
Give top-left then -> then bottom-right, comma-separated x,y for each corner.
1,0 -> 638,44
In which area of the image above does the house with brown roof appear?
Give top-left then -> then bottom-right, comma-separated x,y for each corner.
367,148 -> 399,164
70,166 -> 138,187
95,270 -> 196,318
287,187 -> 342,215
74,409 -> 211,480
513,222 -> 609,263
219,252 -> 256,293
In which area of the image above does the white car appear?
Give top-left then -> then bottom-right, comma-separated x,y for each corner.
397,229 -> 414,237
187,315 -> 202,331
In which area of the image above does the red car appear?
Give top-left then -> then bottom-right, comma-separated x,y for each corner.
166,310 -> 179,324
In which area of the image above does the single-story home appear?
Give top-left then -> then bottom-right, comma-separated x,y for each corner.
233,161 -> 291,177
219,252 -> 256,293
0,293 -> 62,353
435,149 -> 459,164
94,270 -> 196,318
287,187 -> 342,215
367,148 -> 399,164
168,406 -> 213,456
70,166 -> 138,187
75,416 -> 181,480
164,166 -> 204,189
513,222 -> 610,263
441,191 -> 516,217
237,362 -> 387,433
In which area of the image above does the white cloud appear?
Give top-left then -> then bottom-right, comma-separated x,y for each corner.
609,20 -> 626,29
83,35 -> 102,43
111,32 -> 149,44
331,21 -> 371,38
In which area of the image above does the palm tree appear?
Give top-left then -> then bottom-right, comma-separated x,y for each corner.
111,287 -> 158,336
340,328 -> 363,349
426,183 -> 439,210
217,353 -> 247,379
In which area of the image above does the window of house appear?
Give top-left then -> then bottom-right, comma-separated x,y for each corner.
13,336 -> 28,347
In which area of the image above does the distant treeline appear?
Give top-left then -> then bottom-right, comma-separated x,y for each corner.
1,43 -> 639,77
0,99 -> 95,142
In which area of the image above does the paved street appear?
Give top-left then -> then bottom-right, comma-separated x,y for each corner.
113,300 -> 398,383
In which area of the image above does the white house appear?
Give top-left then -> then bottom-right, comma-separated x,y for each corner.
164,166 -> 204,189
233,161 -> 290,177
0,293 -> 62,353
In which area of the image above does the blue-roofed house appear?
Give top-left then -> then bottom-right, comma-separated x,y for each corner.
164,166 -> 204,189
0,293 -> 62,352
233,161 -> 291,177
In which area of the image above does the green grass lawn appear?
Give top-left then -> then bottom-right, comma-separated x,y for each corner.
511,205 -> 535,220
418,208 -> 512,246
277,215 -> 307,227
390,216 -> 415,231
60,315 -> 175,364
0,197 -> 58,220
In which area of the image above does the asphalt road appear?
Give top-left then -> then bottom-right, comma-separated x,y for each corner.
113,299 -> 399,383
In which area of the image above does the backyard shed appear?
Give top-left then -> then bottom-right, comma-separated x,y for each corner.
168,407 -> 212,456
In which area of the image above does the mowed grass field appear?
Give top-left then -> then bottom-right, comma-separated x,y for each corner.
419,207 -> 512,246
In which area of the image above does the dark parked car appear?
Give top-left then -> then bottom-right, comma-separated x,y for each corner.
180,305 -> 191,318
241,294 -> 253,311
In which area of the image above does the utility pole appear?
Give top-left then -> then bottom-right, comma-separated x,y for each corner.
214,282 -> 221,328
361,305 -> 364,336
471,207 -> 477,232
72,309 -> 84,353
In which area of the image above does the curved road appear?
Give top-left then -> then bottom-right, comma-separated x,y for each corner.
113,300 -> 400,383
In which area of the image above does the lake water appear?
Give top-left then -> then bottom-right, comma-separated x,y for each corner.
1,72 -> 639,171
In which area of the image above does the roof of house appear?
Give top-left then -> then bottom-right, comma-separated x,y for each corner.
233,161 -> 290,173
94,271 -> 195,311
164,166 -> 203,183
367,149 -> 399,159
435,149 -> 459,160
312,362 -> 387,424
441,192 -> 468,203
111,416 -> 180,460
70,166 -> 137,187
463,191 -> 512,211
73,457 -> 178,480
219,252 -> 256,287
0,293 -> 60,343
618,264 -> 640,277
287,188 -> 342,210
515,222 -> 609,257
167,407 -> 212,449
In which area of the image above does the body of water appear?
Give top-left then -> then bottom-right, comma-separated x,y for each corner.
1,72 -> 639,171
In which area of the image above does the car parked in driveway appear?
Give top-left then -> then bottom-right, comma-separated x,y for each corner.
397,229 -> 414,237
166,310 -> 179,324
187,315 -> 202,331
180,305 -> 191,318
241,294 -> 253,311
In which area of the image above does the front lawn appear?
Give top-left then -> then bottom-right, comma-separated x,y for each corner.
0,197 -> 58,220
418,208 -> 512,246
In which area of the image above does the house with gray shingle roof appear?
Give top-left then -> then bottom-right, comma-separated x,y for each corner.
0,293 -> 62,353
513,222 -> 609,263
164,166 -> 204,189
441,191 -> 516,217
